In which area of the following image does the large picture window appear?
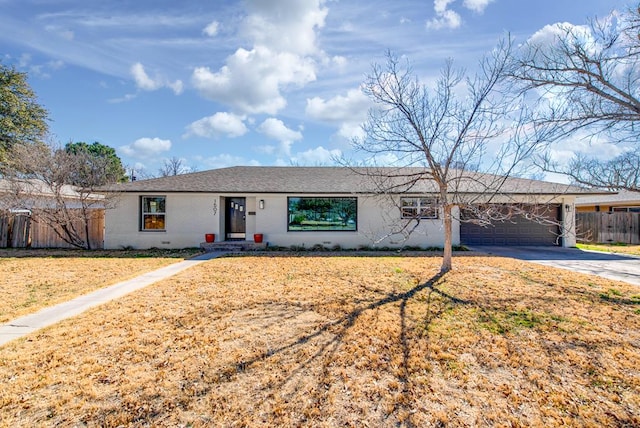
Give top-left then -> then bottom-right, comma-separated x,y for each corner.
401,197 -> 439,219
141,196 -> 166,231
288,197 -> 357,231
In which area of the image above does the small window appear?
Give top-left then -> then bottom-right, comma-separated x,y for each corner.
401,197 -> 439,219
141,196 -> 166,231
612,206 -> 640,213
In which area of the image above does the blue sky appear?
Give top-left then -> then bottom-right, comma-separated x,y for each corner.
0,0 -> 629,178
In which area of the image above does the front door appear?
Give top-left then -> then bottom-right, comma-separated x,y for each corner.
225,197 -> 246,240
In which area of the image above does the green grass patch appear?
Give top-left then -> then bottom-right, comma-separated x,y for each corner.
475,308 -> 566,335
577,243 -> 640,256
599,289 -> 640,306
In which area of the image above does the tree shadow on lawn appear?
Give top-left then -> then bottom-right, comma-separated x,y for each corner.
204,270 -> 471,426
196,267 -> 639,426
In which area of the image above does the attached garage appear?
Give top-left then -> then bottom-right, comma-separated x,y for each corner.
460,205 -> 561,246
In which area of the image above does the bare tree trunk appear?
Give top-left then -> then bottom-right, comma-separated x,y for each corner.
83,205 -> 92,250
441,203 -> 453,273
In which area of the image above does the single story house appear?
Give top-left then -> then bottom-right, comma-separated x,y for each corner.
574,190 -> 640,245
100,166 -> 606,250
576,189 -> 640,213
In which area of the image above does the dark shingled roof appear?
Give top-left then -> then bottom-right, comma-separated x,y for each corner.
99,166 -> 607,196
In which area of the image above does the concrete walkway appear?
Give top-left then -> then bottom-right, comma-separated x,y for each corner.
473,246 -> 640,286
0,251 -> 225,347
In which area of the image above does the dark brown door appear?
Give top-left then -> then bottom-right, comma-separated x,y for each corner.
225,197 -> 246,240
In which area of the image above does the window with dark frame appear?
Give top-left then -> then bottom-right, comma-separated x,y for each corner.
141,196 -> 166,231
612,206 -> 640,213
400,197 -> 439,219
287,197 -> 357,231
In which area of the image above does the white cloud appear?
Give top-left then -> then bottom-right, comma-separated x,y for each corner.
434,0 -> 456,13
191,0 -> 326,115
241,0 -> 328,55
168,80 -> 184,94
528,22 -> 570,46
306,88 -> 370,122
525,22 -> 598,107
527,22 -> 594,52
291,146 -> 342,165
120,137 -> 172,159
332,56 -> 347,68
462,0 -> 495,13
371,153 -> 402,166
201,154 -> 262,169
192,47 -> 316,114
426,10 -> 461,30
306,88 -> 372,140
203,20 -> 219,37
336,123 -> 366,141
131,62 -> 184,95
551,131 -> 624,162
426,0 -> 495,30
257,118 -> 303,156
257,118 -> 303,142
184,112 -> 248,139
131,63 -> 159,90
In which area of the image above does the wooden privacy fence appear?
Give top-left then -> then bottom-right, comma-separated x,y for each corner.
576,212 -> 640,244
0,209 -> 104,249
0,213 -> 31,248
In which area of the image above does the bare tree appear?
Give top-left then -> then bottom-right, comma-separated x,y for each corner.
511,4 -> 640,190
354,41 -> 553,272
542,151 -> 639,192
3,142 -> 117,249
158,156 -> 194,177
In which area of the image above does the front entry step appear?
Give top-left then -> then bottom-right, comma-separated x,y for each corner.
200,241 -> 267,252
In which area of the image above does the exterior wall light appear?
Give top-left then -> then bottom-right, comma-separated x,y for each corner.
259,199 -> 265,209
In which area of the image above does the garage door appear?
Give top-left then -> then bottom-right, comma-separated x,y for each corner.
460,205 -> 561,246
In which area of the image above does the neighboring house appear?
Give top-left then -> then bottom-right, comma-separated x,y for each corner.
575,190 -> 640,245
576,189 -> 640,212
0,178 -> 103,209
0,179 -> 105,249
99,166 -> 606,250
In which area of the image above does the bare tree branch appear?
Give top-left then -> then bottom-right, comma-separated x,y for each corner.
540,150 -> 639,192
352,39 -> 554,272
3,142 -> 117,249
511,4 -> 640,191
158,156 -> 194,177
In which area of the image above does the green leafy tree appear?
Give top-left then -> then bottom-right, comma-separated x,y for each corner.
65,141 -> 128,185
0,63 -> 48,164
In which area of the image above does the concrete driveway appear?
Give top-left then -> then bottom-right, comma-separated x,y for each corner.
472,246 -> 640,286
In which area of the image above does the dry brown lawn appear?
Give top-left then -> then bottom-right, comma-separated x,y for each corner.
0,254 -> 638,427
0,248 -> 199,322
